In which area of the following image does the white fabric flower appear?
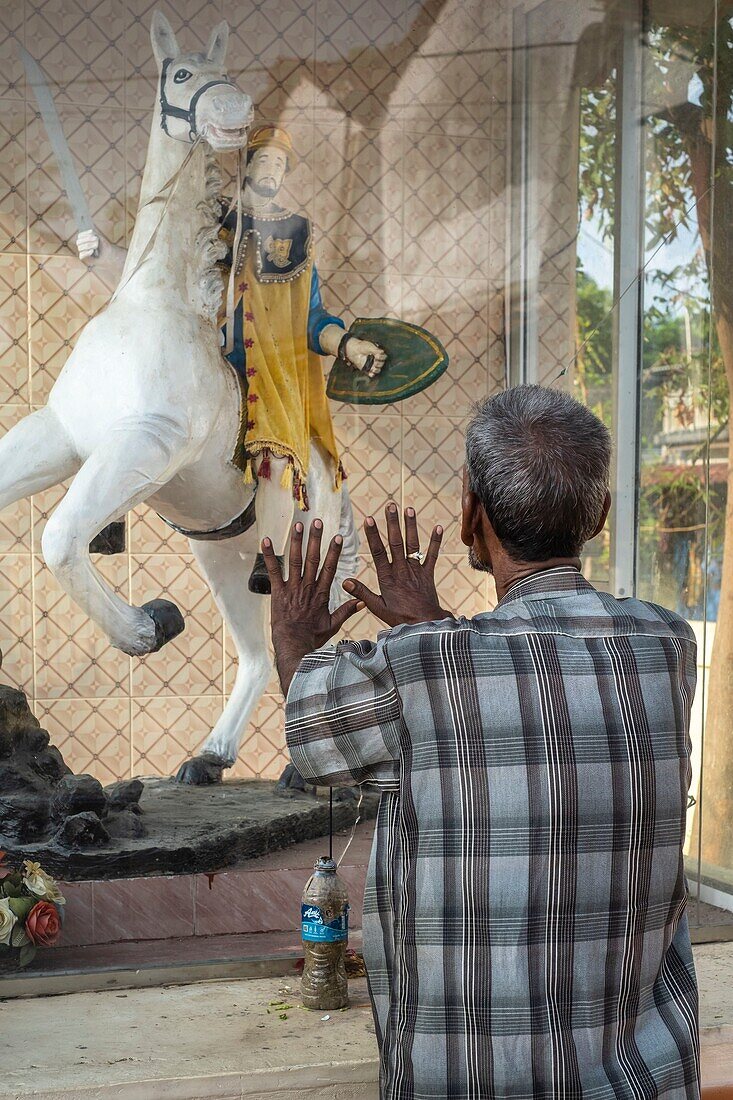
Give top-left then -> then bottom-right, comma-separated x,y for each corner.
0,898 -> 18,946
22,861 -> 65,904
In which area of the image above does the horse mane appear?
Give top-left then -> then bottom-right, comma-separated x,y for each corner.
194,151 -> 228,324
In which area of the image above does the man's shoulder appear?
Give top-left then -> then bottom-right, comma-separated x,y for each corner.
380,594 -> 697,651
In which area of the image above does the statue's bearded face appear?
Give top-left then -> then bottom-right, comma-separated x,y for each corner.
246,146 -> 288,199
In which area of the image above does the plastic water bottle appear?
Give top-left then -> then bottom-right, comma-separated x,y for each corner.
301,856 -> 349,1010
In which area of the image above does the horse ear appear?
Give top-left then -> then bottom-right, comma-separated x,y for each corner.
206,21 -> 229,66
150,11 -> 179,67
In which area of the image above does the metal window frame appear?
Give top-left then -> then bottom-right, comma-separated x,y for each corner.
509,0 -> 645,599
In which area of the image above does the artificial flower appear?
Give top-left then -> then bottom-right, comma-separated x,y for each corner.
22,861 -> 65,904
0,897 -> 18,946
25,901 -> 61,947
0,852 -> 10,881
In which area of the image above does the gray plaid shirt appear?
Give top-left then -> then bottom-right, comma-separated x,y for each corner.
285,567 -> 699,1099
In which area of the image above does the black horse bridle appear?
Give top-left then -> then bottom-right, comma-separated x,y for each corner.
159,58 -> 234,140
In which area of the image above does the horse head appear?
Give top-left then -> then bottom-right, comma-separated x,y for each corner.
150,11 -> 253,153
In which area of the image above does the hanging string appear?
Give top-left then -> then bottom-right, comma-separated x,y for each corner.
224,148 -> 244,356
328,788 -> 333,861
556,184 -> 712,381
110,135 -> 204,305
336,786 -> 365,869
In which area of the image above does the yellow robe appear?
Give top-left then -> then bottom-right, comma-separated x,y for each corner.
219,237 -> 342,509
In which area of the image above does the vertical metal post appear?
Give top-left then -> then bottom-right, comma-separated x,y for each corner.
610,6 -> 645,598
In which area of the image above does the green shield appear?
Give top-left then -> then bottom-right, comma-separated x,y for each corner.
326,317 -> 449,405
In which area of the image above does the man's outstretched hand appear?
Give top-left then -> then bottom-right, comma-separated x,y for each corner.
343,504 -> 451,628
263,520 -> 363,694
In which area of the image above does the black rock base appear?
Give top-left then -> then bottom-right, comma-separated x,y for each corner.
5,778 -> 377,881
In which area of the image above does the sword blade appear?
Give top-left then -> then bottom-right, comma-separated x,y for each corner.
17,44 -> 94,234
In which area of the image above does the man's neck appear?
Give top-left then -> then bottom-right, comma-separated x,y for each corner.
493,557 -> 581,602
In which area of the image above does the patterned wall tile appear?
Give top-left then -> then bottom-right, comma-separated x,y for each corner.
0,406 -> 33,553
33,553 -> 131,698
132,693 -> 224,776
334,410 -> 402,525
317,267 -> 401,340
402,274 -> 491,417
27,104 -> 126,256
0,554 -> 33,695
25,0 -> 126,108
229,692 -> 286,780
130,554 -> 223,696
0,99 -> 27,252
130,504 -> 190,555
314,0 -> 409,130
0,252 -> 29,402
0,4 -> 25,101
401,0 -> 509,137
35,695 -> 131,784
314,123 -> 403,275
29,255 -> 116,403
402,133 -> 493,280
227,0 -> 315,120
402,413 -> 466,556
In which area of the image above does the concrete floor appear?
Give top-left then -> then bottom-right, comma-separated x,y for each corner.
1,944 -> 733,1099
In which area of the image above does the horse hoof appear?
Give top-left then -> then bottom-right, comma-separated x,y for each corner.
142,599 -> 185,652
175,752 -> 228,785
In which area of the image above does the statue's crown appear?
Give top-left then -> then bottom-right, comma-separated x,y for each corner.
248,124 -> 298,169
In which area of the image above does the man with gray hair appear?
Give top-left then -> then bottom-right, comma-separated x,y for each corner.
264,384 -> 699,1099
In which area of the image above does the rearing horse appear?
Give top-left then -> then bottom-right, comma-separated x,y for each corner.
0,13 -> 356,784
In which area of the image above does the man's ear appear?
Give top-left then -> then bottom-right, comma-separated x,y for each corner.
460,488 -> 481,548
151,11 -> 179,68
591,490 -> 612,539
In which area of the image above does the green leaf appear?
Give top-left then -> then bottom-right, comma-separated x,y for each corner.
1,881 -> 21,898
10,924 -> 29,948
19,945 -> 36,968
7,897 -> 33,921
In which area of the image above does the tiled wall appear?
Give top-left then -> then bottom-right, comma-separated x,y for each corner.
0,0 -> 509,783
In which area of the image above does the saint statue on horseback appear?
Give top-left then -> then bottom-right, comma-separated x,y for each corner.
78,120 -> 386,598
5,11 -> 444,790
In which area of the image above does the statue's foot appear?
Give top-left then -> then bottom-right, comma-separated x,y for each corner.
175,752 -> 230,785
275,764 -> 359,804
248,552 -> 285,595
276,762 -> 310,798
142,599 -> 185,652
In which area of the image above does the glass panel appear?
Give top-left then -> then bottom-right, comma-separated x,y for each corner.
0,0 -> 502,987
514,0 -> 732,935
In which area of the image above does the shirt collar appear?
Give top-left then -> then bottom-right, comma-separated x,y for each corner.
497,566 -> 595,608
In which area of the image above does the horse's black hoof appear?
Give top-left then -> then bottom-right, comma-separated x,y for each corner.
248,552 -> 285,595
142,599 -> 185,652
175,752 -> 229,785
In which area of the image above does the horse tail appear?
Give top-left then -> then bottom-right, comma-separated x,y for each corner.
332,483 -> 360,607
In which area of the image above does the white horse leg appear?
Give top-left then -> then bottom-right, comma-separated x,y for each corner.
255,456 -> 295,556
0,407 -> 79,508
41,418 -> 188,656
176,532 -> 271,784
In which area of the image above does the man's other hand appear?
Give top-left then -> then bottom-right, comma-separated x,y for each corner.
343,504 -> 451,628
264,520 -> 364,693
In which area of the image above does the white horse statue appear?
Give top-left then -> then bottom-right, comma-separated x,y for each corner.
0,14 -> 356,785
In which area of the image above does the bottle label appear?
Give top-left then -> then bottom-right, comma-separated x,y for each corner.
301,903 -> 349,943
